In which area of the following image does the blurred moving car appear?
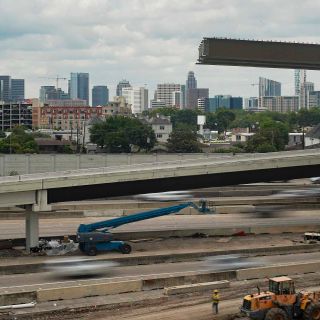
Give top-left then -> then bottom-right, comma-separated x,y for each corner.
44,257 -> 119,277
134,191 -> 192,202
271,188 -> 320,198
310,177 -> 320,184
204,254 -> 266,271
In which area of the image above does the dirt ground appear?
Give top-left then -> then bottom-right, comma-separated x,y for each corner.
130,233 -> 304,253
22,271 -> 320,320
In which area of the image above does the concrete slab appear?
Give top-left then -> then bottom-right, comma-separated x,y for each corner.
164,280 -> 230,295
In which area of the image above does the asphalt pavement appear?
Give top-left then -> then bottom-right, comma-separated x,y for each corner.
1,251 -> 320,293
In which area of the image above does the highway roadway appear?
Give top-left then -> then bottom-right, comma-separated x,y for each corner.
1,251 -> 320,294
0,210 -> 319,240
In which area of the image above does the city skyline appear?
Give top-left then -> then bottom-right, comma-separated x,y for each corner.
1,1 -> 320,100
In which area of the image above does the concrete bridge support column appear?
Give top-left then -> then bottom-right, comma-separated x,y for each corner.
25,211 -> 39,252
25,190 -> 51,252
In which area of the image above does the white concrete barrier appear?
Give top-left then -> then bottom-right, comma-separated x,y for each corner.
37,279 -> 142,302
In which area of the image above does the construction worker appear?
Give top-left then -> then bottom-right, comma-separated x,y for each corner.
212,289 -> 220,314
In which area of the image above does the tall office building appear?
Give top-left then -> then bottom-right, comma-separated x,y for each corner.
155,83 -> 182,107
39,86 -> 69,103
186,71 -> 197,89
92,86 -> 109,107
0,76 -> 25,102
186,88 -> 209,109
300,82 -> 314,109
295,69 -> 306,96
0,76 -> 11,102
206,95 -> 243,112
11,79 -> 25,102
185,71 -> 207,109
259,77 -> 281,97
116,79 -> 131,96
69,73 -> 89,105
122,87 -> 148,114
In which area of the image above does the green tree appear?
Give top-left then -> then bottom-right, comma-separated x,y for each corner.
216,109 -> 236,132
171,109 -> 199,129
245,120 -> 289,152
0,126 -> 39,154
89,116 -> 156,153
167,125 -> 202,153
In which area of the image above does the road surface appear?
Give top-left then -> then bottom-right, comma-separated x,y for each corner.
1,251 -> 320,293
0,210 -> 320,240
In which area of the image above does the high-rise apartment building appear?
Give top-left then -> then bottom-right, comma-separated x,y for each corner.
92,86 -> 109,107
116,79 -> 131,96
155,83 -> 182,107
197,98 -> 208,112
244,97 -> 259,110
69,73 -> 89,105
295,69 -> 306,96
259,77 -> 281,97
122,87 -> 148,114
309,91 -> 320,108
300,82 -> 314,109
150,100 -> 166,109
259,96 -> 299,113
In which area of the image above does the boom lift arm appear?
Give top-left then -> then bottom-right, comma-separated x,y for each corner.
77,201 -> 210,256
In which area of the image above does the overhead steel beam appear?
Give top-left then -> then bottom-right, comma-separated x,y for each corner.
198,37 -> 320,70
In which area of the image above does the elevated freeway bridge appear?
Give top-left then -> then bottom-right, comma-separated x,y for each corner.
1,149 -> 320,250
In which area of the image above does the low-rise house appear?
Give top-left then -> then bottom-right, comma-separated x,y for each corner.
231,132 -> 255,143
305,124 -> 320,147
140,115 -> 172,143
34,138 -> 71,153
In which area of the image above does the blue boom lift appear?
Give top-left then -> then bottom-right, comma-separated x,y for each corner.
77,201 -> 210,256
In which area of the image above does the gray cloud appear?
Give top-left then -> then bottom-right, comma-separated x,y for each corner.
0,0 -> 320,99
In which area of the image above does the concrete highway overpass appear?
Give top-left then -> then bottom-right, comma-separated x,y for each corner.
1,149 -> 320,250
198,37 -> 320,69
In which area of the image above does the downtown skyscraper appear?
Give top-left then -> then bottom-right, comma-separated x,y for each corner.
69,73 -> 89,105
116,79 -> 131,96
0,75 -> 25,102
92,85 -> 109,107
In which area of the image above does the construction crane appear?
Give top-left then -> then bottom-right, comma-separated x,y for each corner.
40,75 -> 67,89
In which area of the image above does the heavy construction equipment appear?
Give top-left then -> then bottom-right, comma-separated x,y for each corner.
241,276 -> 320,320
77,201 -> 211,256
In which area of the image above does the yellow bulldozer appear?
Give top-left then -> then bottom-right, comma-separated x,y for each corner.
241,276 -> 320,320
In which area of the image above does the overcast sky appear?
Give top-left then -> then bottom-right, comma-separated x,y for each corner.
1,0 -> 320,101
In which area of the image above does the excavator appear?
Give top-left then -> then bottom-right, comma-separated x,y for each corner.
241,276 -> 320,320
77,201 -> 211,256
